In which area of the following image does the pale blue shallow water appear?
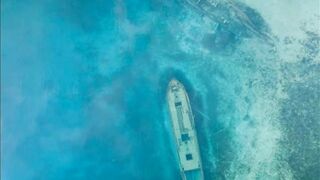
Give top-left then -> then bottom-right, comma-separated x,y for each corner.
1,0 -> 319,180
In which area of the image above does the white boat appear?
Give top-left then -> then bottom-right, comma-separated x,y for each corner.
167,79 -> 204,180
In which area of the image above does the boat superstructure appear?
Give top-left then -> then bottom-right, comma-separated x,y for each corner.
167,79 -> 204,180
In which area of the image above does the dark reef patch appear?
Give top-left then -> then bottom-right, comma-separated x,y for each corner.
280,77 -> 320,180
202,26 -> 237,54
184,0 -> 272,51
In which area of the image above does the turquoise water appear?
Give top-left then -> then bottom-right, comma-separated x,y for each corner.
2,0 -> 319,179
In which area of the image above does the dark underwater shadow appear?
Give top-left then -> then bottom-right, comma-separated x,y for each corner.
179,0 -> 275,56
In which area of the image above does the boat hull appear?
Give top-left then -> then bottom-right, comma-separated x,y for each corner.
167,79 -> 204,180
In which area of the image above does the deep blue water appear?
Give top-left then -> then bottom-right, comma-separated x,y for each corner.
2,0 -> 319,180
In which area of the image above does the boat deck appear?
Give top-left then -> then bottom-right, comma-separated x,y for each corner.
167,79 -> 203,180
